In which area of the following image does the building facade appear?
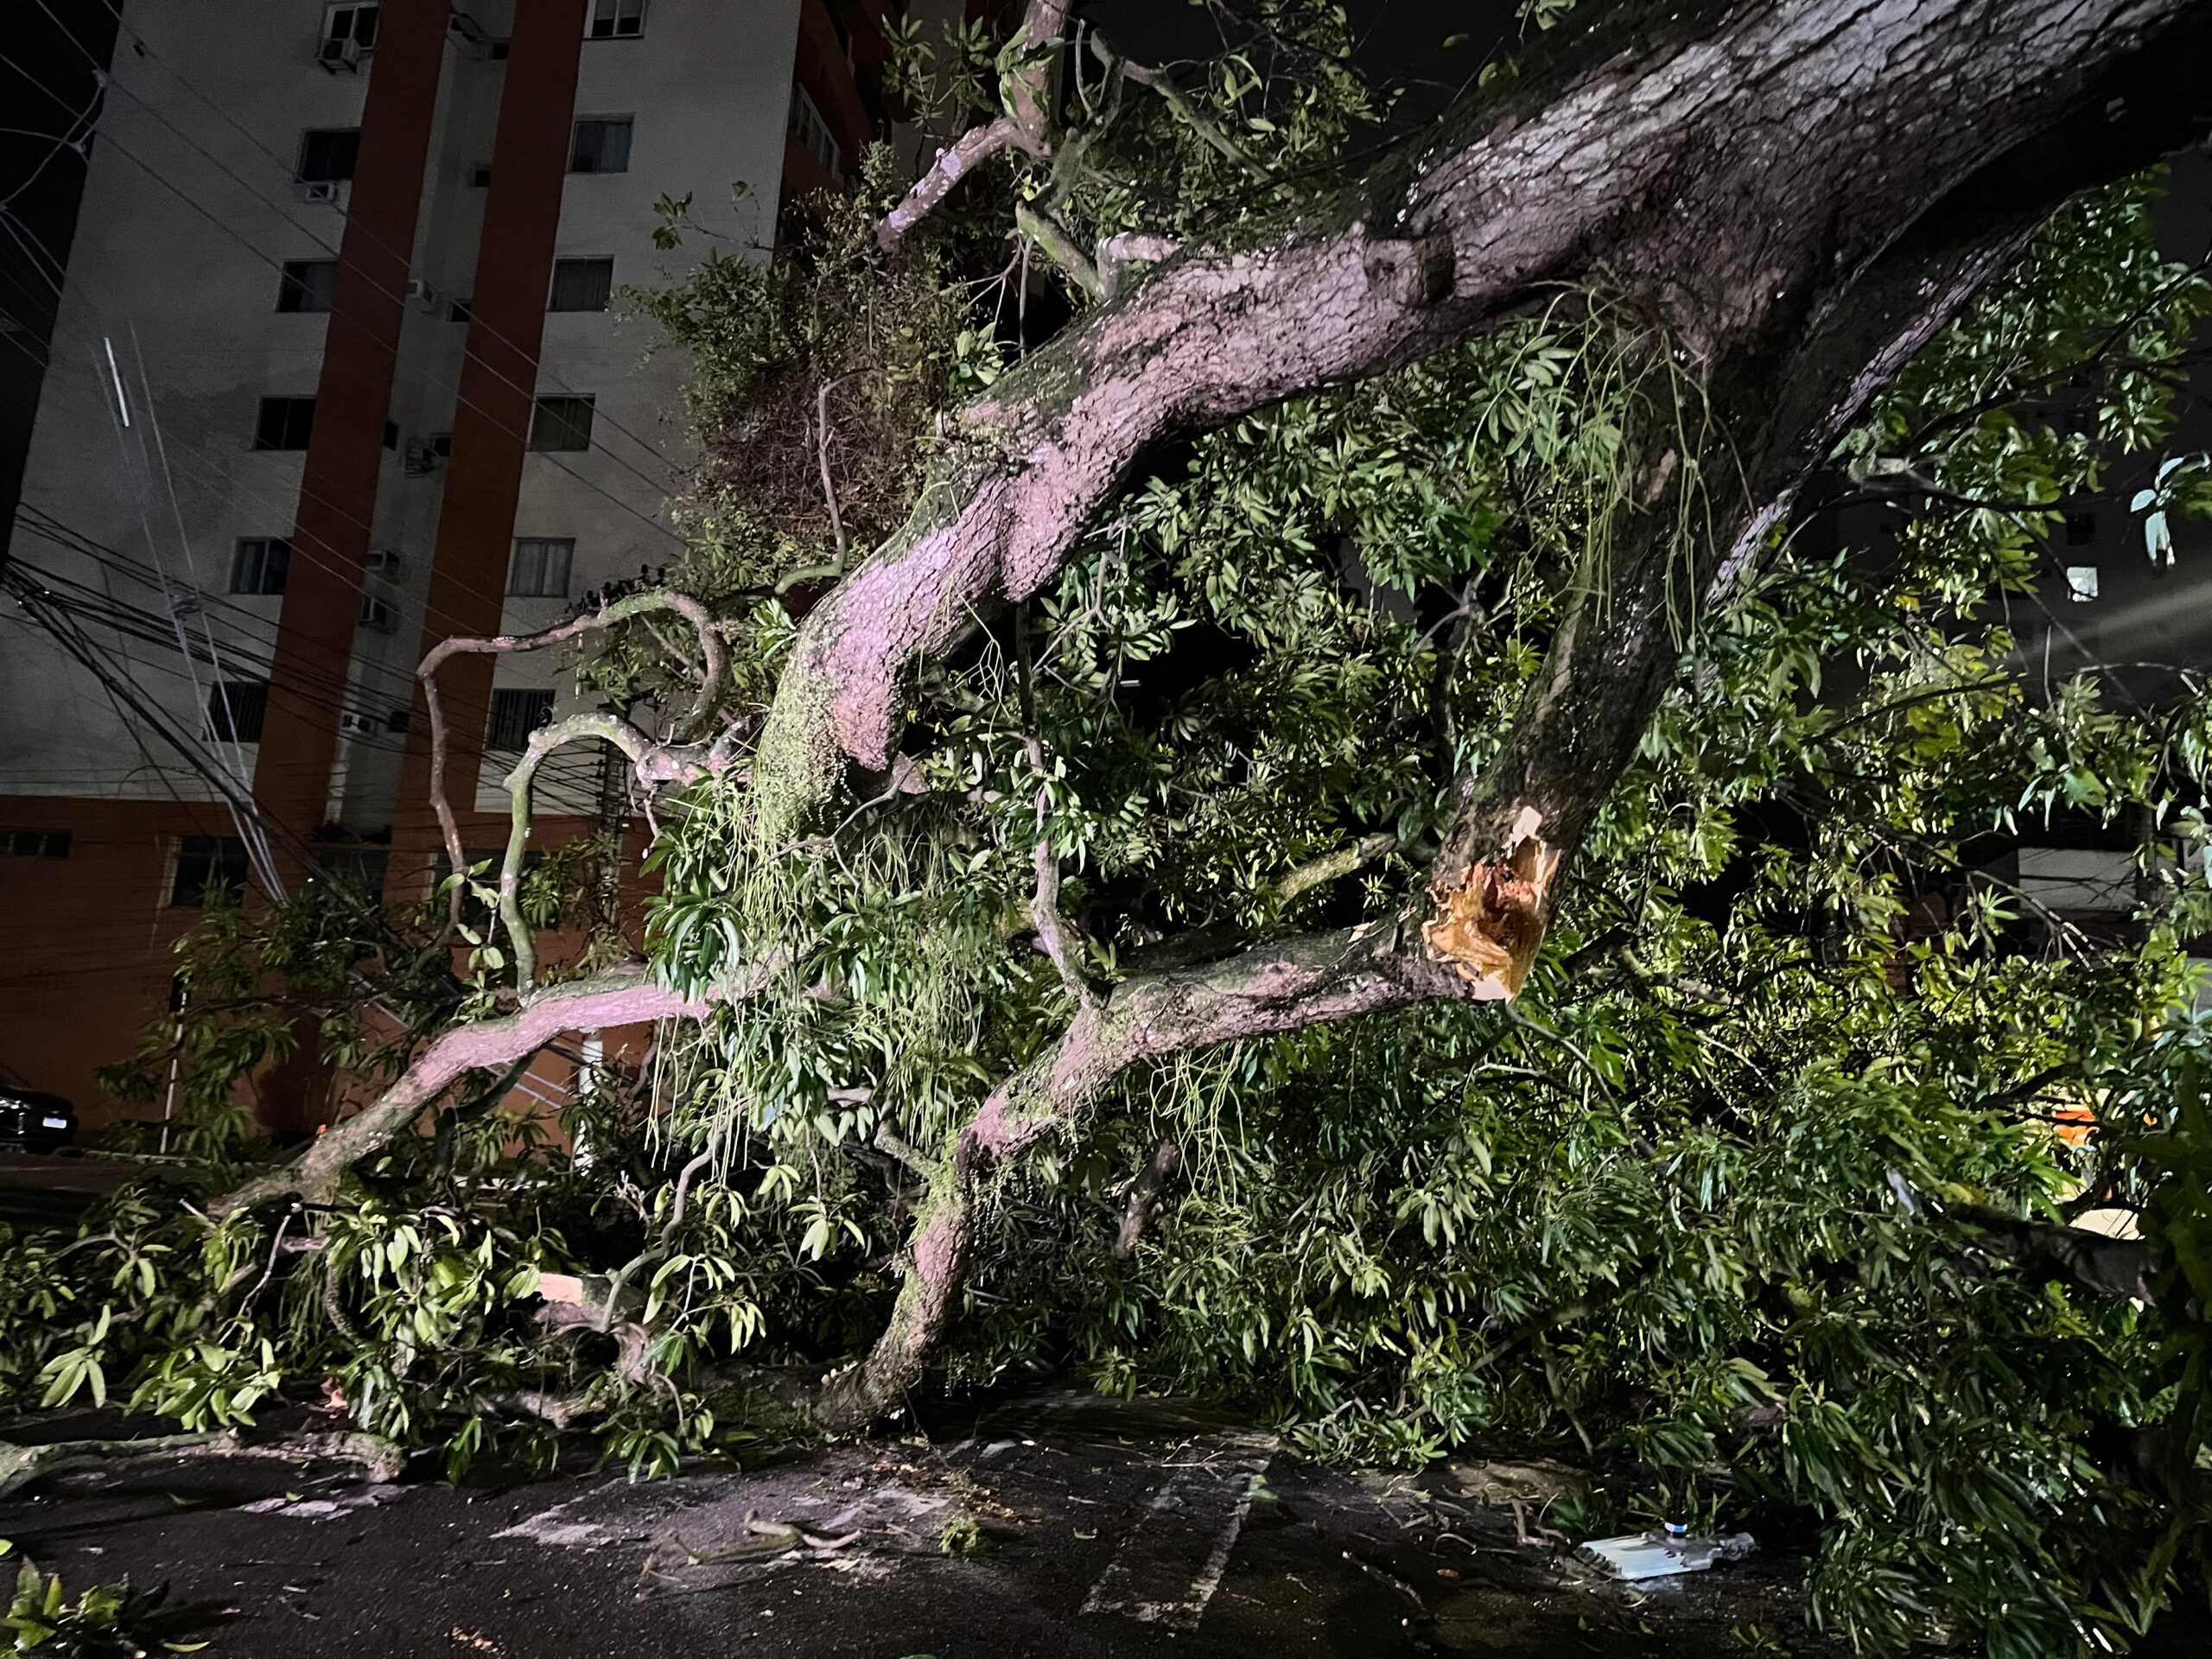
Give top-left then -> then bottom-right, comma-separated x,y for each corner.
0,0 -> 888,1125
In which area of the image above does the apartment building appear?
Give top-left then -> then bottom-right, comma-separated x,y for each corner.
0,0 -> 889,1126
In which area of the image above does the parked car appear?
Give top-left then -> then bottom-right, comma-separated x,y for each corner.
0,1087 -> 76,1152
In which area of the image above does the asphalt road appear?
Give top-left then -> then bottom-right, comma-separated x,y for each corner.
0,1393 -> 1848,1659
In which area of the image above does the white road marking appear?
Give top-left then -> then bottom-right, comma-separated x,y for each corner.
1080,1429 -> 1276,1631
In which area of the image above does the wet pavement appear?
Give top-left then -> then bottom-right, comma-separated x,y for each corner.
0,1391 -> 1855,1658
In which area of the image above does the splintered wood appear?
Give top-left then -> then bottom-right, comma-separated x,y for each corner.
1421,815 -> 1561,1000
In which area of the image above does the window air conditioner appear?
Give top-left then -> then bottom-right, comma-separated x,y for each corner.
358,594 -> 397,633
296,179 -> 342,205
404,276 -> 437,311
319,36 -> 362,73
363,549 -> 404,580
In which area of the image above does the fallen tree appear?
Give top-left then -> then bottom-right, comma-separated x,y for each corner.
13,3 -> 2212,1651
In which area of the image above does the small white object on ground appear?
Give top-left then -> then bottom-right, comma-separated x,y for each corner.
1577,1525 -> 1755,1580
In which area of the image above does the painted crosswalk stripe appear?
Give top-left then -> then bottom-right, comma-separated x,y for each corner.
1080,1429 -> 1277,1631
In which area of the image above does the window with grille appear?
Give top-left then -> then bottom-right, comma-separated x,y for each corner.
229,538 -> 290,594
171,836 -> 249,908
585,0 -> 645,38
486,688 -> 556,748
297,128 -> 360,182
528,396 -> 594,452
2,829 -> 69,858
791,86 -> 840,180
276,259 -> 337,313
206,681 -> 268,744
253,397 -> 316,450
549,257 -> 613,313
509,537 -> 574,597
569,118 -> 632,175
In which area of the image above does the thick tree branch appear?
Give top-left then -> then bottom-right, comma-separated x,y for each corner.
213,964 -> 713,1216
761,0 -> 2212,870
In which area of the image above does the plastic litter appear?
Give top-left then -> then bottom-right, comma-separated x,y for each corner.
1576,1523 -> 1755,1580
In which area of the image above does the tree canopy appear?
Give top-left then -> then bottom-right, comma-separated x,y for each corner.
11,3 -> 2212,1653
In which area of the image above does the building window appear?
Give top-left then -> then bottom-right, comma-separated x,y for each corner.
297,128 -> 361,183
467,162 -> 491,188
229,538 -> 290,594
171,836 -> 249,908
549,257 -> 613,313
321,3 -> 378,60
528,395 -> 594,452
791,86 -> 840,180
569,118 -> 632,175
585,0 -> 645,38
359,594 -> 397,632
253,396 -> 316,450
206,680 -> 268,744
486,688 -> 556,748
2,829 -> 69,858
2064,508 -> 2098,546
276,259 -> 337,313
508,537 -> 574,598
384,419 -> 399,450
448,297 -> 473,323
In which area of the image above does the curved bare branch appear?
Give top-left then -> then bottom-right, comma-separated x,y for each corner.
213,963 -> 714,1216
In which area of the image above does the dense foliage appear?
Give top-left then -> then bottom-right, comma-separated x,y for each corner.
5,9 -> 2212,1656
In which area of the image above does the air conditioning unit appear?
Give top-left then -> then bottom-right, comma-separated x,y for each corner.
339,710 -> 382,735
403,439 -> 439,476
363,549 -> 404,580
404,276 -> 438,311
358,594 -> 397,633
296,179 -> 343,205
318,35 -> 362,72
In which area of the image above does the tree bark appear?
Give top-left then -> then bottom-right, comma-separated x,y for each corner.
213,965 -> 711,1216
760,0 -> 2212,854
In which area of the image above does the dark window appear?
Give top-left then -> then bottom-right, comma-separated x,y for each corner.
254,396 -> 316,450
569,118 -> 632,175
297,127 -> 361,183
429,430 -> 453,458
791,86 -> 840,180
2064,509 -> 2098,546
276,259 -> 337,313
528,395 -> 594,452
448,297 -> 472,323
321,3 -> 379,53
467,162 -> 491,188
549,257 -> 613,313
384,419 -> 399,450
585,0 -> 645,38
320,848 -> 388,904
486,688 -> 556,748
229,538 -> 290,594
359,594 -> 396,632
206,680 -> 268,744
171,836 -> 249,908
2,829 -> 70,858
384,705 -> 412,734
508,537 -> 573,597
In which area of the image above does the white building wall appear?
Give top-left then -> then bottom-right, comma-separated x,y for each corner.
473,0 -> 798,817
2,0 -> 802,836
